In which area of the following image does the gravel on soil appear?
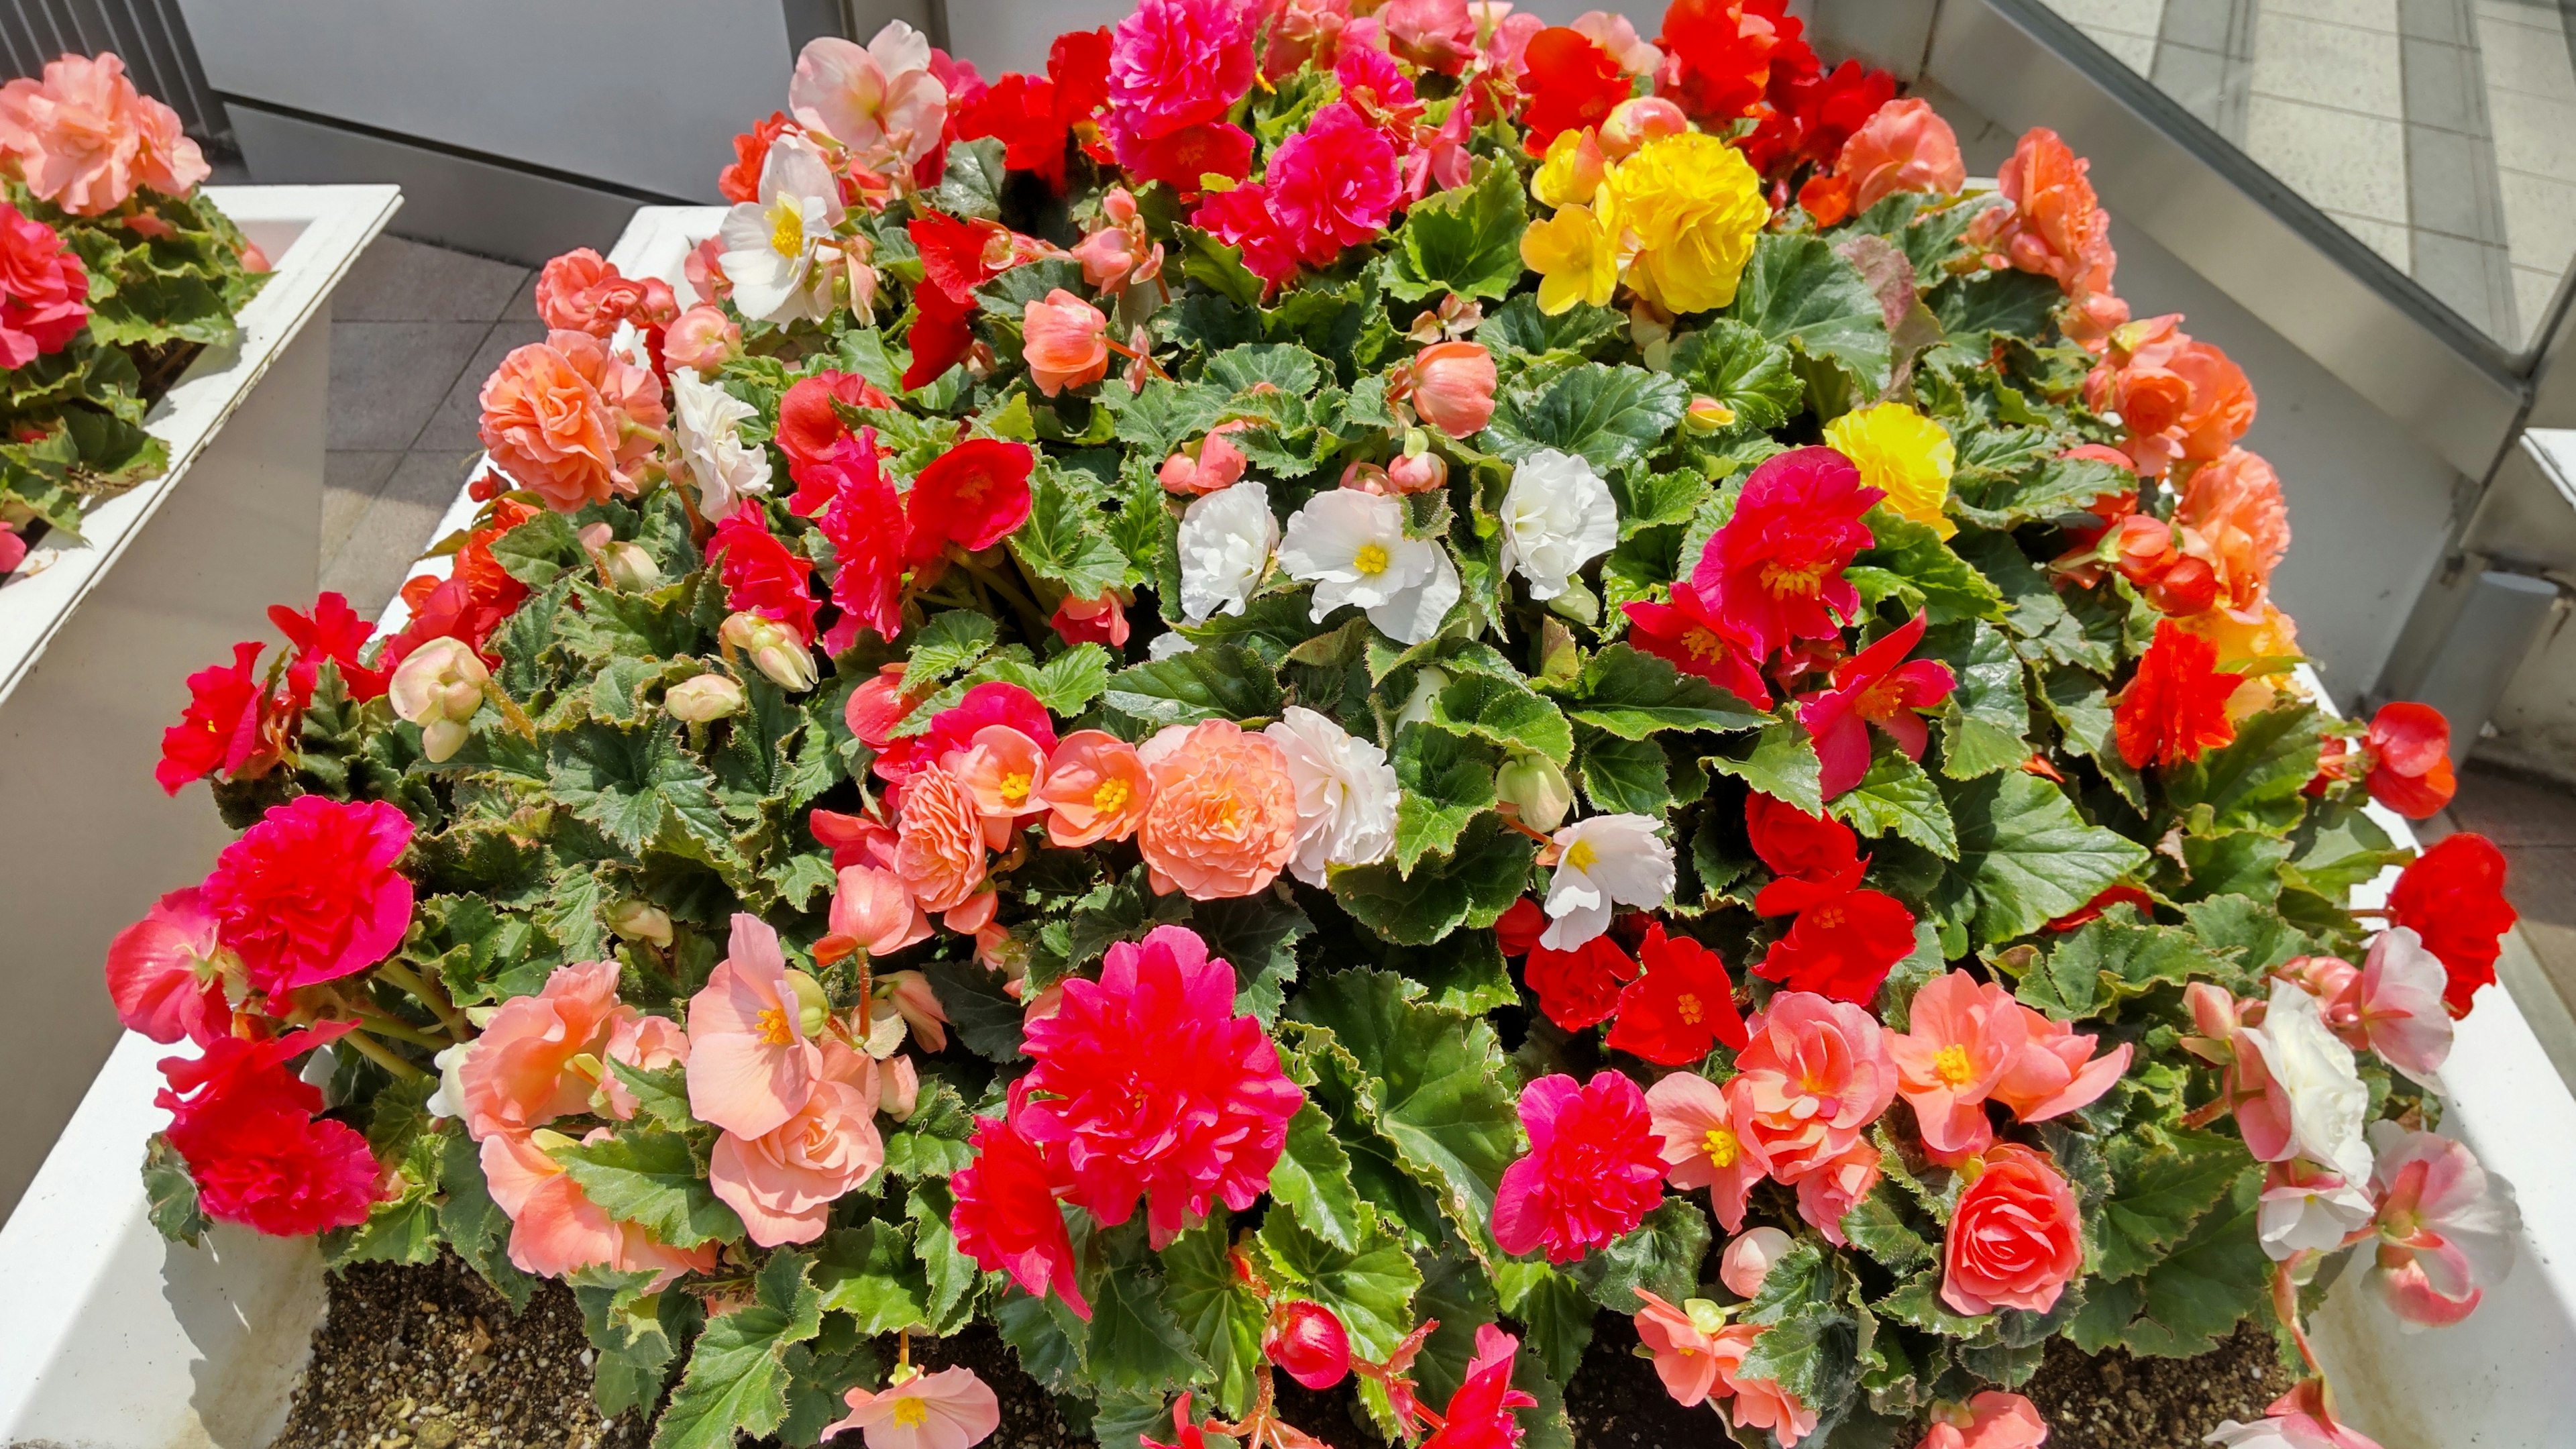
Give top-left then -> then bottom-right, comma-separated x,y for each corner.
276,1259 -> 2297,1449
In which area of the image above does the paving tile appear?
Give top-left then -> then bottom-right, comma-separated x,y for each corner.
2325,209 -> 2414,268
2267,0 -> 2400,31
2398,0 -> 2473,43
2496,168 -> 2576,276
2045,0 -> 2169,32
2252,13 -> 2406,115
325,320 -> 495,451
2402,31 -> 2489,133
2083,25 -> 2161,72
2487,87 -> 2576,180
319,450 -> 483,619
321,449 -> 402,566
2151,40 -> 2253,135
2473,16 -> 2576,97
2410,228 -> 2523,339
2447,759 -> 2576,847
2406,127 -> 2508,244
2161,0 -> 2255,54
2245,96 -> 2410,220
413,320 -> 549,453
332,235 -> 529,323
2512,263 -> 2565,333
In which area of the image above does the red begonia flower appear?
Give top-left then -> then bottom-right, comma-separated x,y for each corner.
1521,28 -> 1633,154
1694,445 -> 1879,660
1623,579 -> 1774,708
1606,923 -> 1749,1064
1752,881 -> 1917,1005
2363,701 -> 2456,820
1655,0 -> 1784,123
201,796 -> 416,997
2388,833 -> 2517,1018
1746,791 -> 1867,906
906,437 -> 1035,564
791,429 -> 908,652
951,1102 -> 1090,1319
718,111 -> 792,205
777,370 -> 894,474
1050,28 -> 1114,121
1419,1325 -> 1539,1449
156,1024 -> 383,1236
2112,620 -> 2242,771
706,504 -> 820,644
1795,612 -> 1957,798
157,640 -> 271,796
271,592 -> 389,703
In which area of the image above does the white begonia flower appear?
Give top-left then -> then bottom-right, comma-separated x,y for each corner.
2256,1167 -> 2375,1261
670,368 -> 774,518
789,22 -> 949,172
425,1040 -> 472,1122
1177,481 -> 1279,623
1275,488 -> 1458,645
1265,706 -> 1399,886
716,133 -> 845,325
1147,631 -> 1198,661
2245,981 -> 2373,1185
1540,813 -> 1675,950
1497,448 -> 1619,601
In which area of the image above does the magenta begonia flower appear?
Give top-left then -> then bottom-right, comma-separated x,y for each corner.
1493,1070 -> 1666,1263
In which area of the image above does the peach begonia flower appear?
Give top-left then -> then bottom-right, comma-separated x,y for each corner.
1720,1226 -> 1793,1298
2175,447 -> 2288,616
1794,1136 -> 1884,1247
877,969 -> 950,1053
686,914 -> 824,1139
1074,186 -> 1163,291
1136,719 -> 1299,900
478,330 -> 667,514
1888,971 -> 2025,1163
1917,1391 -> 2050,1449
1836,98 -> 1966,214
1988,1006 -> 2132,1126
2082,315 -> 2255,478
820,863 -> 932,963
1632,1290 -> 1727,1406
457,959 -> 625,1142
895,762 -> 991,914
1023,288 -> 1111,396
947,724 -> 1052,847
1036,729 -> 1153,847
1734,992 -> 1898,1185
1403,340 -> 1497,438
791,23 -> 951,173
1645,1070 -> 1769,1232
824,1365 -> 1002,1449
0,53 -> 208,216
480,1128 -> 717,1289
663,303 -> 742,372
1709,1323 -> 1819,1446
710,1075 -> 884,1247
599,1011 -> 689,1121
1159,423 -> 1251,496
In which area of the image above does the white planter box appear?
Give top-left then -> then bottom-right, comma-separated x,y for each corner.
6,206 -> 2570,1448
0,184 -> 398,1226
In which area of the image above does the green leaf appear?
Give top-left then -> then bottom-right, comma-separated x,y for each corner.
2165,704 -> 2324,836
1562,643 -> 1770,739
488,510 -> 590,587
1951,445 -> 2132,530
2041,666 -> 2145,809
1433,672 -> 1575,767
2094,1128 -> 2255,1282
1163,1220 -> 1268,1417
1567,1197 -> 1711,1313
570,1266 -> 696,1421
143,1134 -> 209,1246
1666,320 -> 1804,432
1727,232 -> 1893,391
651,1250 -> 824,1449
1290,970 -> 1523,1254
1496,1260 -> 1594,1384
1269,1101 -> 1371,1252
2017,905 -> 2231,1019
1204,342 -> 1326,398
1929,268 -> 2063,341
906,610 -> 1000,684
1387,157 -> 1528,302
2070,1169 -> 2269,1358
1839,1186 -> 1937,1273
606,1057 -> 696,1133
2179,894 -> 2310,977
1737,1239 -> 1860,1405
1830,745 -> 1959,858
1577,729 -> 1673,816
1012,470 -> 1134,598
1393,722 -> 1501,873
438,1126 -> 536,1312
1102,643 -> 1285,729
1932,620 -> 2031,780
1483,362 -> 1690,470
1330,814 -> 1534,945
1190,888 -> 1313,1022
922,959 -> 1028,1060
548,722 -> 730,858
813,1221 -> 932,1333
882,1078 -> 980,1179
1935,771 -> 2151,946
1707,719 -> 1825,816
1259,1206 -> 1424,1360
551,1126 -> 745,1248
1082,1258 -> 1210,1397
907,1183 -> 982,1333
1483,295 -> 1623,359
1179,226 -> 1269,310
927,137 -> 1006,219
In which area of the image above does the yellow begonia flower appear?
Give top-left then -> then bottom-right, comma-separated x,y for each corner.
1824,401 -> 1957,539
1606,132 -> 1767,317
1534,128 -> 1608,211
1521,195 -> 1623,315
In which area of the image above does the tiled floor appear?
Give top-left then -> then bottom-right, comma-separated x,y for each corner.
321,235 -> 542,619
2425,761 -> 2576,1071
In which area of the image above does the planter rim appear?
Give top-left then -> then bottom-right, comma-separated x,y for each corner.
0,183 -> 402,714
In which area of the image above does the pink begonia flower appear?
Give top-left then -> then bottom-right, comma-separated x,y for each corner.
1988,1006 -> 2131,1126
1720,1226 -> 1792,1297
1836,98 -> 1967,214
662,304 -> 741,371
2208,1381 -> 2384,1449
1915,1391 -> 2049,1449
820,863 -> 932,963
895,763 -> 993,915
1107,0 -> 1260,140
2366,1122 -> 2518,1328
1571,10 -> 1663,74
1631,1290 -> 1727,1406
1888,971 -> 2026,1161
1709,1322 -> 1819,1446
480,1129 -> 716,1289
2352,928 -> 2454,1082
1493,1070 -> 1667,1263
1159,425 -> 1250,496
1600,95 -> 1688,158
1022,289 -> 1110,396
1381,0 -> 1477,70
686,914 -> 825,1138
1646,1070 -> 1768,1232
878,1053 -> 921,1120
1266,101 -> 1401,268
600,1012 -> 690,1121
105,886 -> 235,1045
877,969 -> 951,1053
946,724 -> 1053,847
710,1075 -> 884,1247
0,52 -> 209,215
2257,1158 -> 2373,1262
1794,1136 -> 1882,1246
1073,186 -> 1163,290
824,1366 -> 1002,1449
791,23 -> 951,172
457,959 -> 625,1141
1735,992 -> 1898,1185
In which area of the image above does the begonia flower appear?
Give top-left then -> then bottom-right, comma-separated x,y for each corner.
2387,832 -> 2515,1018
791,22 -> 951,173
1520,27 -> 1632,154
709,506 -> 822,646
2174,447 -> 2290,615
107,887 -> 237,1046
2351,926 -> 2453,1081
1836,98 -> 1966,213
1967,127 -> 2123,324
481,1128 -> 714,1287
1405,340 -> 1499,437
1051,589 -> 1131,648
1541,813 -> 1675,949
2113,621 -> 2243,771
600,1012 -> 690,1121
0,202 -> 89,368
2236,979 -> 2372,1185
824,1366 -> 1001,1449
1605,922 -> 1748,1064
671,368 -> 774,519
2365,1121 -> 2518,1328
1915,1391 -> 2049,1449
712,1073 -> 885,1247
1159,425 -> 1249,496
1495,1069 -> 1665,1263
1016,925 -> 1303,1242
1721,1225 -> 1793,1297
894,761 -> 993,916
0,52 -> 207,215
2207,1380 -> 2384,1449
1266,706 -> 1400,885
1825,402 -> 1955,539
1177,481 -> 1279,623
456,959 -> 625,1141
479,330 -> 667,513
1709,1320 -> 1819,1444
664,303 -> 741,371
2257,1158 -> 2373,1262
1624,581 -> 1774,707
945,724 -> 1053,847
1278,486 -> 1458,644
1888,971 -> 2025,1161
1035,730 -> 1153,848
907,437 -> 1036,564
715,133 -> 846,324
1631,1290 -> 1727,1405
1520,186 -> 1621,315
794,431 -> 908,651
1796,612 -> 1957,798
1267,101 -> 1402,267
1654,0 -> 1784,122
1607,131 -> 1768,315
1989,1008 -> 2131,1126
156,1027 -> 382,1237
201,796 -> 415,997
1940,1142 -> 2082,1315
1646,1071 -> 1766,1231
1498,449 -> 1619,601
1104,0 -> 1260,186
2082,315 -> 2253,478
1265,1300 -> 1352,1390
1697,446 -> 1880,659
952,1108 -> 1088,1318
2355,702 -> 2455,820
1137,719 -> 1300,899
156,641 -> 272,795
686,914 -> 826,1139
1734,991 -> 1896,1185
1419,1324 -> 1538,1449
1793,1136 -> 1883,1244
1022,288 -> 1110,396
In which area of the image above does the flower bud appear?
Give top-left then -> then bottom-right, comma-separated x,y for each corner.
1601,95 -> 1688,158
722,610 -> 818,692
878,1053 -> 920,1120
1721,1226 -> 1793,1297
599,540 -> 663,592
1338,459 -> 1395,496
1407,341 -> 1497,438
1264,1301 -> 1352,1391
388,636 -> 490,763
1495,753 -> 1575,833
607,900 -> 674,949
1684,394 -> 1739,433
784,967 -> 832,1039
666,672 -> 747,723
661,304 -> 741,373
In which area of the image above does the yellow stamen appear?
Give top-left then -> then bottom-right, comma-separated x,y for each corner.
1808,905 -> 1846,930
1702,1124 -> 1739,1169
1000,771 -> 1030,804
890,1398 -> 928,1428
755,1006 -> 794,1046
1758,559 -> 1827,599
769,199 -> 804,258
1676,992 -> 1703,1026
1682,627 -> 1729,661
1934,1044 -> 1974,1086
1091,778 -> 1131,813
1565,839 -> 1599,872
1353,542 -> 1391,576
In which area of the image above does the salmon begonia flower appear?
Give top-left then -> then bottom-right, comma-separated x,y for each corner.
1836,97 -> 1966,213
478,331 -> 667,514
895,763 -> 993,918
877,969 -> 951,1053
1916,1391 -> 2050,1449
1709,1321 -> 1820,1445
2113,621 -> 2243,771
0,52 -> 209,215
1794,1136 -> 1885,1245
599,1012 -> 690,1122
2386,832 -> 2516,1018
1137,720 -> 1299,900
1606,922 -> 1749,1064
2082,315 -> 2255,478
480,1128 -> 716,1289
1697,446 -> 1880,659
1646,1071 -> 1768,1231
2364,1122 -> 2519,1328
1988,1008 -> 2132,1126
1405,340 -> 1499,438
946,724 -> 1053,846
1494,1070 -> 1667,1263
1968,127 -> 2124,336
1023,288 -> 1110,396
819,863 -> 932,963
1722,1226 -> 1794,1297
824,1366 -> 1002,1449
1735,991 -> 1896,1189
1823,402 -> 1956,539
1632,1290 -> 1729,1406
686,914 -> 826,1140
456,959 -> 627,1142
1888,971 -> 2026,1162
1796,611 -> 1957,799
1159,424 -> 1250,496
105,886 -> 237,1046
1035,729 -> 1153,847
710,1074 -> 885,1247
2174,447 -> 2289,616
1941,1142 -> 2082,1316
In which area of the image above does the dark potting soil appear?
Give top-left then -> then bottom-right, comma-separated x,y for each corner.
276,1257 -> 2294,1448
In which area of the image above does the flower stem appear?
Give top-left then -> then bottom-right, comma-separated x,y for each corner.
341,1024 -> 428,1081
482,678 -> 541,743
378,959 -> 472,1040
958,554 -> 1051,640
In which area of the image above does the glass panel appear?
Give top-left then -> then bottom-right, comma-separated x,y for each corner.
2032,0 -> 2576,352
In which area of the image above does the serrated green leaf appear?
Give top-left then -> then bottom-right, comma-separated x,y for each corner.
2165,704 -> 2324,837
1839,1186 -> 1937,1273
1728,232 -> 1893,390
1930,619 -> 2030,780
2018,904 -> 2229,1019
1270,1100 -> 1369,1252
1387,158 -> 1527,302
1082,1258 -> 1210,1397
2069,1168 -> 2269,1358
1102,643 -> 1284,729
1393,722 -> 1500,873
1563,643 -> 1770,739
439,1125 -> 536,1312
1163,1220 -> 1267,1417
813,1221 -> 932,1333
1576,729 -> 1673,816
1433,671 -> 1574,766
2094,1128 -> 2254,1282
143,1134 -> 209,1246
1666,320 -> 1804,432
1829,745 -> 1958,858
651,1249 -> 824,1449
1483,362 -> 1690,470
905,610 -> 1000,683
552,1126 -> 745,1248
1259,1206 -> 1424,1360
1566,1197 -> 1711,1312
1330,814 -> 1534,945
1935,770 -> 2150,946
1012,470 -> 1134,599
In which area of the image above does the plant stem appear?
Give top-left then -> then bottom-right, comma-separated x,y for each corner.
350,1009 -> 451,1050
341,1025 -> 427,1081
958,555 -> 1050,640
378,959 -> 471,1039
